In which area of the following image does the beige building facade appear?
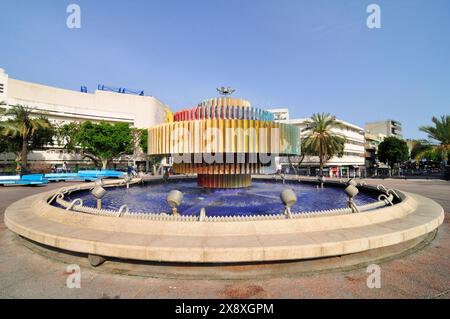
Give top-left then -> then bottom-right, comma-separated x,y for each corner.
0,68 -> 170,169
365,119 -> 403,139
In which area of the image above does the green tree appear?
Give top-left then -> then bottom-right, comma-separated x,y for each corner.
56,122 -> 80,152
409,139 -> 433,160
419,115 -> 450,163
138,128 -> 148,153
415,148 -> 443,163
301,113 -> 346,176
0,105 -> 53,170
377,137 -> 409,168
0,133 -> 17,154
58,121 -> 133,169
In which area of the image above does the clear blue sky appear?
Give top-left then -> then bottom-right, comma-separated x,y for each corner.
1,0 -> 449,139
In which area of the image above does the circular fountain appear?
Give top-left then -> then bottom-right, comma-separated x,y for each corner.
4,173 -> 444,267
2,95 -> 445,269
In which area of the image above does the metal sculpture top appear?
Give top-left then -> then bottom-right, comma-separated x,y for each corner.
216,86 -> 236,96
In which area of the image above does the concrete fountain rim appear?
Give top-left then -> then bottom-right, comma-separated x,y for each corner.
4,176 -> 445,263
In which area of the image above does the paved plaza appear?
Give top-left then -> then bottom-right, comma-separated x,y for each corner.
0,178 -> 449,299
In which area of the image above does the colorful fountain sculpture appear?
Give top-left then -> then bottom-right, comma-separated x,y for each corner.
147,93 -> 301,188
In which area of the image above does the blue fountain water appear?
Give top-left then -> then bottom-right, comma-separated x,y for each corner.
60,180 -> 378,217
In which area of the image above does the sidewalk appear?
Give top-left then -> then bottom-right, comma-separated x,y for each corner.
0,180 -> 449,298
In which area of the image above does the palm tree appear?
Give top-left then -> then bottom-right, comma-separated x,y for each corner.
419,115 -> 450,163
302,113 -> 346,176
0,105 -> 51,171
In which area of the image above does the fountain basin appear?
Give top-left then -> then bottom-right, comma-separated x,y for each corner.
55,179 -> 379,217
4,176 -> 444,264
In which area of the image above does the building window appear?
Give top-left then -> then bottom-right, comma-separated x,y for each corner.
343,152 -> 365,157
345,140 -> 365,147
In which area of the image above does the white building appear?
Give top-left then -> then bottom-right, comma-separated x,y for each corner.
266,108 -> 290,121
365,120 -> 403,139
269,108 -> 366,178
0,68 -> 170,170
